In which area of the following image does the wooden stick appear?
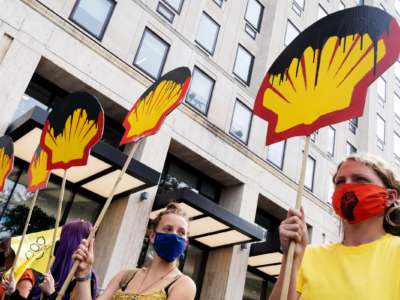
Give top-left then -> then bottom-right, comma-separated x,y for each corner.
280,135 -> 311,300
56,142 -> 139,300
46,169 -> 67,273
9,190 -> 39,277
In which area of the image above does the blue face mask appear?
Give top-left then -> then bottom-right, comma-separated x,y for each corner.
153,232 -> 187,262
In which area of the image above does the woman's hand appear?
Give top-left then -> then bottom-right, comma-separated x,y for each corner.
279,207 -> 309,258
2,275 -> 16,295
39,272 -> 55,295
72,239 -> 94,277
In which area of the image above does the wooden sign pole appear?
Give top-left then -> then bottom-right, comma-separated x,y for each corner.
56,142 -> 140,299
280,135 -> 311,300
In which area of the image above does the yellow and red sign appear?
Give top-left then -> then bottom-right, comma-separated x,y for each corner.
40,92 -> 104,170
254,7 -> 400,145
27,146 -> 50,193
0,136 -> 13,192
121,67 -> 191,144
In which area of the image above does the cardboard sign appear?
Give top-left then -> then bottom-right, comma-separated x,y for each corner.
254,6 -> 400,145
121,67 -> 191,144
40,92 -> 104,169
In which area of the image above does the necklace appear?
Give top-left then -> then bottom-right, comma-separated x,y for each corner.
131,267 -> 176,300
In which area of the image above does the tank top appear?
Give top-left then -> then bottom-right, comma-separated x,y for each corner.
112,269 -> 182,300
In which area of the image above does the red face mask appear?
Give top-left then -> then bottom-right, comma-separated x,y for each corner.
332,183 -> 388,224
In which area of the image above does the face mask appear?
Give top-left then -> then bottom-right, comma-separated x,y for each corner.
332,183 -> 388,224
153,232 -> 187,262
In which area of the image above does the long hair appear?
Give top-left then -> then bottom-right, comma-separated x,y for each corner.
51,220 -> 97,300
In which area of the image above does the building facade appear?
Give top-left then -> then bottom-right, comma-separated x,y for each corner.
0,0 -> 399,299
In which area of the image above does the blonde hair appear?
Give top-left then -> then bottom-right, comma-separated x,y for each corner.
150,202 -> 189,231
334,153 -> 400,235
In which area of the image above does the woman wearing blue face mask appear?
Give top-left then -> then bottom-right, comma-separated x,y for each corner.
73,203 -> 196,300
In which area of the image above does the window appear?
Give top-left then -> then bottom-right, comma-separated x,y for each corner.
327,126 -> 335,157
285,21 -> 300,46
158,155 -> 221,202
195,13 -> 220,55
395,60 -> 400,81
305,155 -> 316,191
157,2 -> 175,23
186,67 -> 215,115
394,132 -> 400,165
349,117 -> 358,134
233,45 -> 254,85
267,141 -> 286,169
213,0 -> 224,7
229,100 -> 252,144
317,5 -> 328,20
245,0 -> 264,32
394,94 -> 400,123
133,28 -> 170,79
377,77 -> 386,107
338,1 -> 345,10
162,0 -> 184,13
310,130 -> 318,142
346,142 -> 357,156
292,0 -> 305,15
69,0 -> 116,40
376,114 -> 385,150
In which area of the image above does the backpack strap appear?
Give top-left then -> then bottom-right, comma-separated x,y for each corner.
119,269 -> 139,291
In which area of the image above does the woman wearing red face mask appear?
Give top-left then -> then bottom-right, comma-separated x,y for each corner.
73,203 -> 196,300
269,153 -> 400,300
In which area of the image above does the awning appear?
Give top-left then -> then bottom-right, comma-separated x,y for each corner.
248,229 -> 282,278
6,106 -> 160,200
150,188 -> 266,249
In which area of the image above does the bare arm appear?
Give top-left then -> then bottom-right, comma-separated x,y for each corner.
268,208 -> 308,300
167,275 -> 196,300
72,239 -> 124,300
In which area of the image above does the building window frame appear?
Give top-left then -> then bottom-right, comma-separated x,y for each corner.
185,66 -> 215,116
284,20 -> 300,47
305,155 -> 316,192
233,44 -> 255,85
317,4 -> 328,20
69,0 -> 116,40
195,12 -> 220,55
229,99 -> 253,145
376,114 -> 385,150
327,126 -> 335,157
244,0 -> 264,33
213,0 -> 224,7
377,76 -> 386,107
133,28 -> 170,80
156,2 -> 175,23
161,0 -> 184,14
349,117 -> 358,134
394,132 -> 400,166
267,141 -> 286,170
346,141 -> 357,156
394,93 -> 400,124
292,0 -> 305,16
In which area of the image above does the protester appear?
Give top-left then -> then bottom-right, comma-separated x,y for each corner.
269,153 -> 400,300
73,203 -> 196,300
2,220 -> 97,300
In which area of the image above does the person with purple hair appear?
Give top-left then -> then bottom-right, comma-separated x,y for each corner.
7,220 -> 98,300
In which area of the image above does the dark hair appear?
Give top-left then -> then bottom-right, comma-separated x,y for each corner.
334,153 -> 400,235
150,202 -> 189,231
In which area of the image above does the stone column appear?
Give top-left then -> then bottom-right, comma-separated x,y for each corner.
94,131 -> 171,288
0,35 -> 41,134
200,183 -> 259,300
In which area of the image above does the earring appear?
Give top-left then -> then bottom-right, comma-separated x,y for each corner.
385,203 -> 400,227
